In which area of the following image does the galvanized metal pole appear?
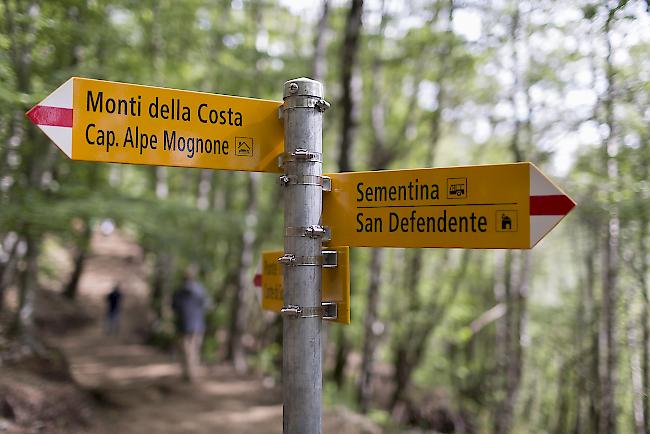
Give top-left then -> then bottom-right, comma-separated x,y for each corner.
281,77 -> 328,434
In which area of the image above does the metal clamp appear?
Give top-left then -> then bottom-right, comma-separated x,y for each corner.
314,99 -> 331,112
278,254 -> 323,267
279,97 -> 331,117
278,254 -> 296,265
322,176 -> 332,191
278,149 -> 322,167
279,175 -> 328,188
322,250 -> 338,268
285,225 -> 331,241
280,302 -> 338,320
305,225 -> 327,238
278,251 -> 338,267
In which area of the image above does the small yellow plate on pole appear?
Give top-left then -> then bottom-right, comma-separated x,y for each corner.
259,247 -> 350,325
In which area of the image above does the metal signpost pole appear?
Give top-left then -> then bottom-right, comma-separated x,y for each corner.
280,77 -> 328,434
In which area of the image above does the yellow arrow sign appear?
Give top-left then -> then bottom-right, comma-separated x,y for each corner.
323,163 -> 575,249
258,247 -> 350,324
26,77 -> 284,173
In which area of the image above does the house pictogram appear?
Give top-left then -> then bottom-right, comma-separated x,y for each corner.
501,214 -> 512,230
235,137 -> 253,157
496,210 -> 518,232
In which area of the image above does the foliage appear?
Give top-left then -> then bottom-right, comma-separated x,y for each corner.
1,1 -> 649,433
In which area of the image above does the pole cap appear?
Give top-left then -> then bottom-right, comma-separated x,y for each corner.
283,77 -> 324,99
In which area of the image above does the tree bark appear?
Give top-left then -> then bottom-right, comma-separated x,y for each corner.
357,248 -> 384,412
331,324 -> 350,387
225,1 -> 266,374
586,221 -> 602,434
329,0 -> 364,387
12,234 -> 38,337
492,6 -> 533,432
311,0 -> 329,83
355,2 -> 389,411
196,169 -> 213,210
63,221 -> 92,299
492,249 -> 511,434
599,10 -> 621,434
226,173 -> 259,372
573,221 -> 600,434
0,235 -> 20,313
5,0 -> 43,339
389,249 -> 469,417
636,109 -> 650,434
390,249 -> 424,413
387,1 -> 457,416
337,0 -> 363,172
626,294 -> 646,434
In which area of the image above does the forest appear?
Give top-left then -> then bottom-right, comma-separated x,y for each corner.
1,1 -> 649,433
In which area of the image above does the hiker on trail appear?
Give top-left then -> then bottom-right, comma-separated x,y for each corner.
171,265 -> 207,382
105,283 -> 122,336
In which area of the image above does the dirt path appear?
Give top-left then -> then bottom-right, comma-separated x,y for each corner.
49,231 -> 284,434
55,308 -> 286,434
47,231 -> 380,434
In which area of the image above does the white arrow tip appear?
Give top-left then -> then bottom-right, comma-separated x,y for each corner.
530,165 -> 563,196
529,164 -> 576,248
40,78 -> 73,108
26,78 -> 74,158
39,126 -> 73,158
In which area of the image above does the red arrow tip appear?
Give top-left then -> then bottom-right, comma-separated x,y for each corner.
530,195 -> 576,216
26,105 -> 38,124
25,105 -> 73,128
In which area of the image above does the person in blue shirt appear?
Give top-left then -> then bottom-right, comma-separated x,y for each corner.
171,265 -> 207,382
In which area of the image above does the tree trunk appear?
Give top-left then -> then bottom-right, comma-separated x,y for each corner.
357,248 -> 384,413
63,221 -> 92,299
553,360 -> 570,434
573,224 -> 596,434
636,124 -> 649,434
584,221 -> 602,434
6,0 -> 42,338
355,3 -> 390,409
196,169 -> 213,210
501,250 -> 529,433
493,249 -> 511,434
389,249 -> 423,413
493,7 -> 533,432
643,300 -> 650,434
151,253 -> 174,324
227,173 -> 259,372
331,325 -> 350,387
12,234 -> 38,337
0,235 -> 20,313
626,295 -> 646,434
337,0 -> 363,172
329,0 -> 364,387
150,1 -> 168,200
599,12 -> 620,434
390,344 -> 410,416
311,0 -> 329,83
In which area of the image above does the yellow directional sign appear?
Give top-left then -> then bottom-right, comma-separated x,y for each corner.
260,247 -> 350,324
323,163 -> 575,249
26,77 -> 284,172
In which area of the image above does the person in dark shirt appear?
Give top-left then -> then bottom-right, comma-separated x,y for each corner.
171,266 -> 207,382
105,284 -> 122,336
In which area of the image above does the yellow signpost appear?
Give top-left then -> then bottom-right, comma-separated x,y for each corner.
27,75 -> 577,434
323,162 -> 575,249
260,247 -> 350,324
26,77 -> 284,172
